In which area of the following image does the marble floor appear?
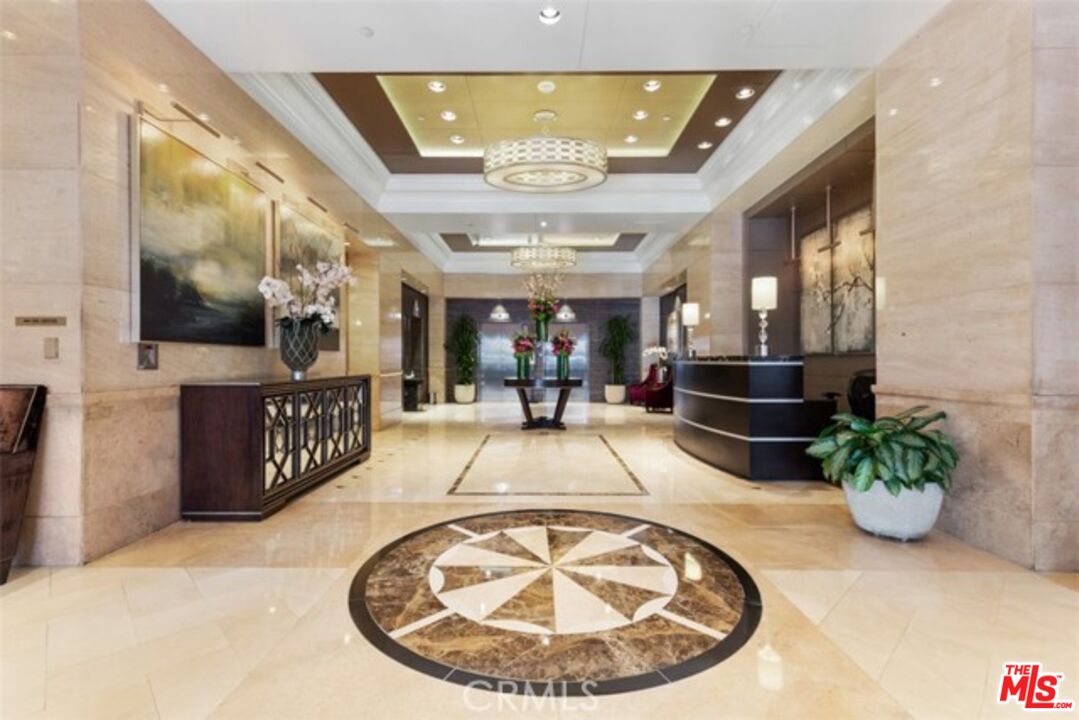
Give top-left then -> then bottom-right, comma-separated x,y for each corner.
1,402 -> 1077,719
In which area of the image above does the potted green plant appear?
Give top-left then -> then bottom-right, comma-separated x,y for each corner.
599,315 -> 635,404
445,315 -> 480,404
806,405 -> 959,541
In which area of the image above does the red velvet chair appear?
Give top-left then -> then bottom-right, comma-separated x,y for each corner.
628,364 -> 657,406
645,365 -> 674,413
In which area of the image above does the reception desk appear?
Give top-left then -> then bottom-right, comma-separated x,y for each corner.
673,358 -> 836,480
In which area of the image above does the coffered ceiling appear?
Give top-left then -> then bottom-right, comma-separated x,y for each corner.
441,233 -> 645,254
316,71 -> 778,173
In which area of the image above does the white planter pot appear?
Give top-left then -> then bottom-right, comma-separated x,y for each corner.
842,480 -> 944,541
604,385 -> 626,404
454,384 -> 476,404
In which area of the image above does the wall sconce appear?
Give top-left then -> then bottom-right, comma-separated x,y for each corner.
555,302 -> 577,322
751,277 -> 777,357
489,303 -> 511,322
682,302 -> 700,358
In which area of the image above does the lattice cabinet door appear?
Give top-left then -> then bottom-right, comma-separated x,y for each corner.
345,382 -> 367,454
297,389 -> 325,474
263,392 -> 297,492
324,385 -> 348,464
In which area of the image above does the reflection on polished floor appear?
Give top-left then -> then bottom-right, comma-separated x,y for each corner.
1,404 -> 1077,718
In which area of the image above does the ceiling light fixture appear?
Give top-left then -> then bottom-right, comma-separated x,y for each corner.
929,76 -> 943,87
532,109 -> 558,123
537,80 -> 557,94
715,116 -> 732,127
624,135 -> 638,144
540,220 -> 548,228
156,83 -> 171,93
735,86 -> 755,100
485,136 -> 607,193
631,109 -> 649,120
511,246 -> 577,269
643,79 -> 662,93
440,110 -> 457,122
555,302 -> 577,322
1,29 -> 17,41
697,141 -> 714,150
427,80 -> 446,93
538,6 -> 561,25
449,134 -> 465,144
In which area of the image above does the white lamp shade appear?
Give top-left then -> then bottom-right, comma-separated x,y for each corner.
489,303 -> 510,322
751,277 -> 778,311
681,302 -> 700,327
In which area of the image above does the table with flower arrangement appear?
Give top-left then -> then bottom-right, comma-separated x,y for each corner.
503,377 -> 583,430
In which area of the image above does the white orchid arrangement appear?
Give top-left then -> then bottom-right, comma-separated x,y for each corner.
642,345 -> 669,361
258,261 -> 355,329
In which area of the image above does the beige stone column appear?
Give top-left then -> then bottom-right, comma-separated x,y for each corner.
875,0 -> 1077,569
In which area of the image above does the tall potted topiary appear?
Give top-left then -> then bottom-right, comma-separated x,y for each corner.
599,315 -> 635,404
445,315 -> 480,404
806,405 -> 959,541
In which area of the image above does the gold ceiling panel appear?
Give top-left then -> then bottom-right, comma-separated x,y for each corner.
377,74 -> 715,159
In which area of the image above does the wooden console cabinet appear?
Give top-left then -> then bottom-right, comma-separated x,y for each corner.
181,375 -> 371,520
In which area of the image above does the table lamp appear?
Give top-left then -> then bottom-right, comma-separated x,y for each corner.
751,277 -> 777,357
681,303 -> 700,358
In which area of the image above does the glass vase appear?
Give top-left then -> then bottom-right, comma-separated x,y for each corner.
515,354 -> 531,380
280,320 -> 321,381
535,316 -> 548,342
556,354 -> 570,381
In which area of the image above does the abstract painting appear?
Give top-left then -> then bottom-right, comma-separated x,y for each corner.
137,120 -> 268,346
278,204 -> 344,351
831,207 -> 875,353
799,226 -> 833,354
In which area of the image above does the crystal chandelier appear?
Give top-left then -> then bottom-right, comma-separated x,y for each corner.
510,246 -> 578,270
484,136 -> 607,193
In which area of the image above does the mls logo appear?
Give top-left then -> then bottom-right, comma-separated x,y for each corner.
999,663 -> 1075,711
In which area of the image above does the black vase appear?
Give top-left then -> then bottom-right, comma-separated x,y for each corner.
280,320 -> 321,381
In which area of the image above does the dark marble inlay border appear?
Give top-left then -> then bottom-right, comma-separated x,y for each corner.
446,434 -> 649,497
348,509 -> 761,696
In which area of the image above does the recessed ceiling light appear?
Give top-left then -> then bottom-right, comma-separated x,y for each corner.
427,80 -> 446,93
363,237 -> 396,248
697,141 -> 713,150
1,29 -> 17,41
661,114 -> 672,122
440,110 -> 457,122
929,76 -> 943,88
537,80 -> 557,94
197,112 -> 211,122
417,115 -> 427,122
540,220 -> 548,228
715,116 -> 732,127
631,109 -> 649,121
888,107 -> 899,117
624,135 -> 639,144
539,6 -> 561,25
735,87 -> 755,100
449,134 -> 465,144
643,79 -> 662,93
156,83 -> 171,93
532,109 -> 558,123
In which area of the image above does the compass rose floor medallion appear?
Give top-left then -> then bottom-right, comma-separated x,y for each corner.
348,510 -> 761,695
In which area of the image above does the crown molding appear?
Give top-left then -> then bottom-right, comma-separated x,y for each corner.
443,251 -> 643,275
697,68 -> 872,207
231,72 -> 391,206
403,232 -> 454,270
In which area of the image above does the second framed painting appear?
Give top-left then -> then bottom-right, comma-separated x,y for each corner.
277,204 -> 346,351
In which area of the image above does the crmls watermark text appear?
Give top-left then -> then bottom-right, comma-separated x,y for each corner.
462,680 -> 599,712
998,663 -> 1074,711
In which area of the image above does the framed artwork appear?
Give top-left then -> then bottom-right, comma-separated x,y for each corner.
134,118 -> 269,346
799,206 -> 875,355
832,207 -> 875,353
277,204 -> 345,351
799,226 -> 833,354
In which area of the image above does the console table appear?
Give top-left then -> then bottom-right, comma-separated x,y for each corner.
673,358 -> 834,480
504,378 -> 583,430
181,375 -> 371,520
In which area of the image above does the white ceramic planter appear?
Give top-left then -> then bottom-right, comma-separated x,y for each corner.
454,384 -> 476,404
604,385 -> 626,404
842,480 -> 944,541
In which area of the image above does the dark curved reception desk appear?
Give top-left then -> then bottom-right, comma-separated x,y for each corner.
673,358 -> 836,480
